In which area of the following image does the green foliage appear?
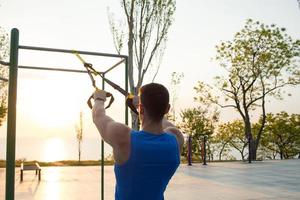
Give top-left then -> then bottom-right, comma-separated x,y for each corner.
194,19 -> 300,160
167,71 -> 184,122
261,112 -> 300,159
196,19 -> 300,110
0,27 -> 9,59
0,101 -> 6,126
0,27 -> 9,126
215,19 -> 300,103
213,120 -> 249,161
180,107 -> 218,156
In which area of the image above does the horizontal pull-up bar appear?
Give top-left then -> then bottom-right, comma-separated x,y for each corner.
19,45 -> 128,59
2,61 -> 122,75
18,65 -> 98,74
2,60 -> 101,74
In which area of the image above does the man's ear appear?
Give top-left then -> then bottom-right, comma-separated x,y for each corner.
139,104 -> 144,114
165,104 -> 170,114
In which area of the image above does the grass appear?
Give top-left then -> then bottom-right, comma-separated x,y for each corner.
0,158 -> 244,168
0,159 -> 115,168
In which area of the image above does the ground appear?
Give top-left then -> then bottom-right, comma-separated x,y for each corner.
0,159 -> 299,199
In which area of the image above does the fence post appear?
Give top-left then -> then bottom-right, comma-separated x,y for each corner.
203,136 -> 207,165
187,135 -> 192,166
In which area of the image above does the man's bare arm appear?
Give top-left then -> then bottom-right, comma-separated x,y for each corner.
162,118 -> 184,153
92,95 -> 130,148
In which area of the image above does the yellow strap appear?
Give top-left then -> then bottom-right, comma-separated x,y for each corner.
127,93 -> 134,99
73,51 -> 86,64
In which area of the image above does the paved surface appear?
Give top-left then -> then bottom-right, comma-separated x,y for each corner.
0,159 -> 299,200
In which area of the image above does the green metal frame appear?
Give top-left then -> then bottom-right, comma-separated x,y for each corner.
4,28 -> 129,200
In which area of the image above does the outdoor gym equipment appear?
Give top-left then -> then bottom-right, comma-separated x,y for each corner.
73,52 -> 138,114
2,28 -> 130,200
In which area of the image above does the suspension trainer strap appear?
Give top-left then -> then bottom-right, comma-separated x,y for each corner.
73,51 -> 114,109
73,52 -> 138,114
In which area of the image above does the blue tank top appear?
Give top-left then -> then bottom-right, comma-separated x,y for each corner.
114,130 -> 180,200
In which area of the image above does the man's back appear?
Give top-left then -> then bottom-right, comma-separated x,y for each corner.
114,130 -> 180,200
92,83 -> 184,200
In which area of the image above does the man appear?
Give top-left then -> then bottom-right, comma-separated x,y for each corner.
92,83 -> 184,200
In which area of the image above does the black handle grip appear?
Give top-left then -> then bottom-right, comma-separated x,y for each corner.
87,92 -> 114,109
126,96 -> 138,115
87,92 -> 138,116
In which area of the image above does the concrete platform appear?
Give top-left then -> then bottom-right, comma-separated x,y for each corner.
0,159 -> 299,199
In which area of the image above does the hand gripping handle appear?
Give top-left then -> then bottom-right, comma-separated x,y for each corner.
87,92 -> 114,109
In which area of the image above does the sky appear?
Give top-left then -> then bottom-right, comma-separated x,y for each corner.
0,0 -> 300,142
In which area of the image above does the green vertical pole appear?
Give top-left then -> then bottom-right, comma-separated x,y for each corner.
5,28 -> 19,200
125,57 -> 129,126
101,76 -> 105,200
203,136 -> 207,165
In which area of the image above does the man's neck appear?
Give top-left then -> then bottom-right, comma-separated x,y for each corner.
141,120 -> 164,135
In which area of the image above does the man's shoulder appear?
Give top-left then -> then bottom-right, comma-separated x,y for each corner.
164,127 -> 182,138
108,122 -> 131,147
163,127 -> 184,149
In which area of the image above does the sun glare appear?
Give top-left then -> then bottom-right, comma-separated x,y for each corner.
43,138 -> 66,162
19,75 -> 88,129
43,167 -> 61,200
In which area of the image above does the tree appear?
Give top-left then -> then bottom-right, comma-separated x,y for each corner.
108,0 -> 176,129
261,112 -> 300,159
180,107 -> 218,160
228,120 -> 249,161
206,139 -> 219,162
213,123 -> 232,161
194,19 -> 300,162
167,71 -> 184,122
216,120 -> 249,161
296,121 -> 300,159
75,111 -> 84,162
0,27 -> 9,127
257,144 -> 278,160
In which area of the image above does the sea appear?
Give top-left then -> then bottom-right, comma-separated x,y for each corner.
0,137 -> 112,162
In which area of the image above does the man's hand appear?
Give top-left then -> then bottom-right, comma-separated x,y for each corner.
93,90 -> 107,102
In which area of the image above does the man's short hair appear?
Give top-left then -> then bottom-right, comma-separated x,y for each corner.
140,83 -> 169,122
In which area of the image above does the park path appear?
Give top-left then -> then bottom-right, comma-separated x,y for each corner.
0,159 -> 299,199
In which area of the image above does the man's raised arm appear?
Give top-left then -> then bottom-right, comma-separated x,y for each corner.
92,90 -> 131,148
